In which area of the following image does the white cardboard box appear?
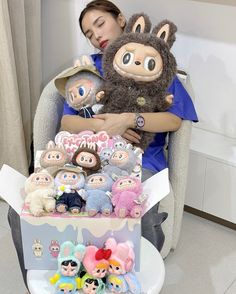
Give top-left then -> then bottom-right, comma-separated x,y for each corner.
0,164 -> 169,271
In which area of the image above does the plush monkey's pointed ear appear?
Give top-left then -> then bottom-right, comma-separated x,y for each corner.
152,20 -> 177,48
125,13 -> 152,34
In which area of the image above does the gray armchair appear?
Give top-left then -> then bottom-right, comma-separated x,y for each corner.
33,69 -> 192,258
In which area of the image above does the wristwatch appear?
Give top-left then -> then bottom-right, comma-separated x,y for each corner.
134,113 -> 145,129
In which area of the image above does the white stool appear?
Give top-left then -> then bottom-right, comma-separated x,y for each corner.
27,237 -> 165,294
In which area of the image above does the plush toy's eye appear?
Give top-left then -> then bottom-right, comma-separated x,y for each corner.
63,174 -> 67,179
56,154 -> 60,159
128,180 -> 132,183
45,177 -> 49,181
91,178 -> 94,182
144,57 -> 156,71
78,86 -> 86,96
36,177 -> 40,181
47,154 -> 51,159
119,154 -> 123,159
122,52 -> 134,65
72,174 -> 77,179
119,182 -> 122,185
80,156 -> 85,161
99,177 -> 103,181
116,266 -> 120,270
96,269 -> 100,273
89,158 -> 93,163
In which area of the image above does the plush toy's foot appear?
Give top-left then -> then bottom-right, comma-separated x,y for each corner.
102,209 -> 111,216
70,208 -> 80,214
56,204 -> 67,213
130,206 -> 142,218
31,209 -> 44,217
88,209 -> 98,217
118,208 -> 127,218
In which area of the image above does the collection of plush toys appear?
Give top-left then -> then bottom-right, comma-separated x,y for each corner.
49,237 -> 141,294
26,11 -> 178,292
24,139 -> 146,217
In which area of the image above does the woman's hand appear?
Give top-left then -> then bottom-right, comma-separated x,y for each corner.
94,113 -> 141,144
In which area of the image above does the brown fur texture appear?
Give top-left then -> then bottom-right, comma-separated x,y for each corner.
99,13 -> 177,150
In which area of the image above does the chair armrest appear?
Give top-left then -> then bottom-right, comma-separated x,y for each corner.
167,120 -> 192,247
33,79 -> 64,155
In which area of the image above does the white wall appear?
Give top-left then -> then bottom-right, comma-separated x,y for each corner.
42,0 -> 236,139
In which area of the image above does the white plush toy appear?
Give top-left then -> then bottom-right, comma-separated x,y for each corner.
24,169 -> 56,216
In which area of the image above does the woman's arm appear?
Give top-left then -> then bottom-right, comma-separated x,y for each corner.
60,115 -> 104,133
93,112 -> 182,136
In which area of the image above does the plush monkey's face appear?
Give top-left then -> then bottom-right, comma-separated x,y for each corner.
115,177 -> 136,191
68,78 -> 94,108
41,150 -> 67,167
75,151 -> 98,168
113,42 -> 163,82
110,150 -> 129,166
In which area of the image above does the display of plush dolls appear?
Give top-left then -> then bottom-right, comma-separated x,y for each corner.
105,238 -> 141,294
53,165 -> 86,214
98,13 -> 177,150
49,241 -> 86,294
82,245 -> 112,279
72,142 -> 101,176
54,55 -> 104,118
81,172 -> 113,216
111,176 -> 147,218
80,273 -> 106,294
24,169 -> 56,216
39,141 -> 69,169
102,147 -> 139,178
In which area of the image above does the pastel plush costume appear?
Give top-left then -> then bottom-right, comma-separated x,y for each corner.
49,241 -> 86,294
111,176 -> 145,218
105,238 -> 135,275
82,245 -> 112,279
107,273 -> 141,294
24,169 -> 56,216
82,173 -> 113,216
80,273 -> 106,294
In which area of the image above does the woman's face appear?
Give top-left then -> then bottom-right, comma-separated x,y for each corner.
81,9 -> 125,51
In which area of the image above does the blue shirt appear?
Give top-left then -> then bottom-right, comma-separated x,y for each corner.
63,53 -> 198,172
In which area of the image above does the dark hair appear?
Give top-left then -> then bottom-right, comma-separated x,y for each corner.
79,0 -> 122,34
85,278 -> 99,286
61,260 -> 78,267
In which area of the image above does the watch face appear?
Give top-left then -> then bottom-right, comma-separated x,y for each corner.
136,115 -> 145,128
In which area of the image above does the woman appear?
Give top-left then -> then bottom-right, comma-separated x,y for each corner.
61,0 -> 198,252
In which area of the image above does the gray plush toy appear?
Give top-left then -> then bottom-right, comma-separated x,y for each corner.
99,13 -> 177,150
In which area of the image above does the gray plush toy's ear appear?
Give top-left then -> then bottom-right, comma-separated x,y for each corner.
125,13 -> 152,34
152,20 -> 177,48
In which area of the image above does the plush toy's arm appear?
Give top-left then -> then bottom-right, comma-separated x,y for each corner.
24,193 -> 32,204
75,277 -> 82,289
105,191 -> 112,199
78,188 -> 87,200
133,193 -> 148,204
49,272 -> 60,285
95,90 -> 105,102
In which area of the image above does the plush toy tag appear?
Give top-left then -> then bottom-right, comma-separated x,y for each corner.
55,130 -> 113,160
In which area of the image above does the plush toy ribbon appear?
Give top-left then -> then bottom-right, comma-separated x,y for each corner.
95,248 -> 112,260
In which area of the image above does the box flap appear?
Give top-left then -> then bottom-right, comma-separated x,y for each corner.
0,164 -> 26,215
142,168 -> 169,215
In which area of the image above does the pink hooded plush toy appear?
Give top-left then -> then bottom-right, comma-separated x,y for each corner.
105,237 -> 135,275
83,245 -> 112,278
111,176 -> 146,218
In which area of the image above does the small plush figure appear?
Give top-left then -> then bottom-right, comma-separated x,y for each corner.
54,55 -> 104,118
32,239 -> 43,257
107,273 -> 141,294
102,147 -> 138,178
98,13 -> 177,150
24,169 -> 56,216
99,147 -> 113,167
81,173 -> 113,216
111,176 -> 146,218
72,142 -> 101,176
49,240 -> 60,258
80,273 -> 106,294
112,135 -> 127,149
54,165 -> 86,214
49,241 -> 86,294
105,238 -> 135,275
82,245 -> 112,279
39,141 -> 69,169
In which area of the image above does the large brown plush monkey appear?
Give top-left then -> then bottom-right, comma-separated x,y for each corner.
99,13 -> 177,150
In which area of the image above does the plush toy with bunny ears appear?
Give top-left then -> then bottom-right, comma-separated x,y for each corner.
99,13 -> 177,150
39,140 -> 69,170
49,241 -> 86,294
54,55 -> 104,118
104,237 -> 135,275
24,169 -> 56,216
